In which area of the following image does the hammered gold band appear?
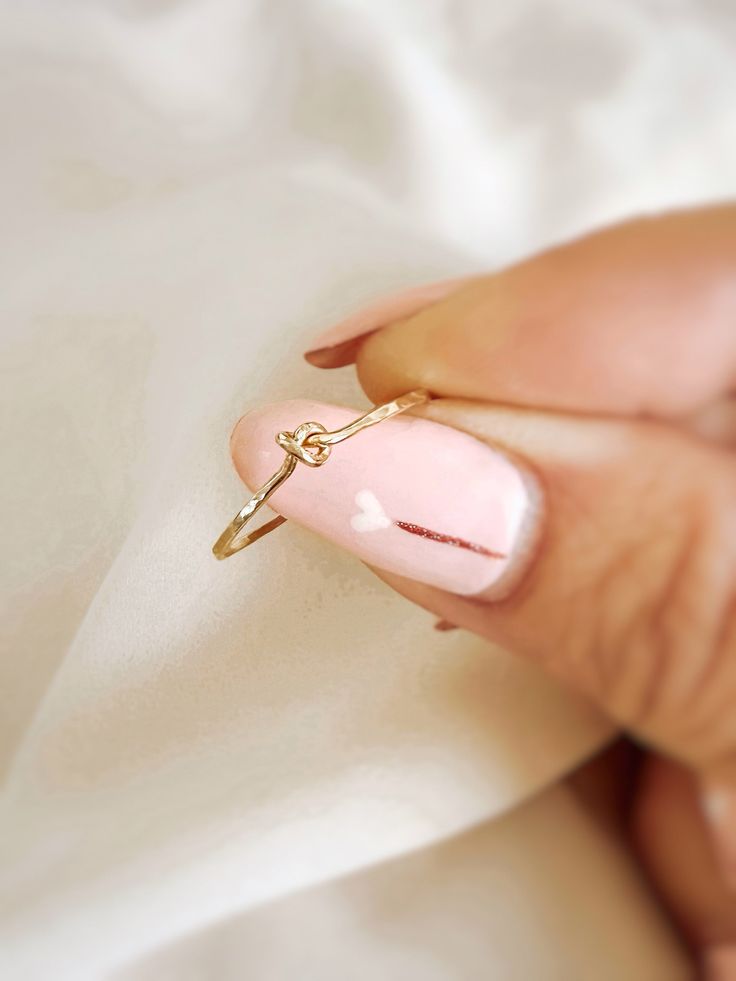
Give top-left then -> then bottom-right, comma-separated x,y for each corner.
212,389 -> 431,560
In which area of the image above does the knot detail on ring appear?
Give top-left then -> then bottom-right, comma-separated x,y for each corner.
276,421 -> 331,468
212,389 -> 431,560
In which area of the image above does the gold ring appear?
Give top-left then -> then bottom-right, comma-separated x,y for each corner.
212,389 -> 431,560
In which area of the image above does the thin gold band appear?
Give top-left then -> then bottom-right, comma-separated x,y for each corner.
212,389 -> 431,560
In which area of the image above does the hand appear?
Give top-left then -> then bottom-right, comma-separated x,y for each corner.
233,205 -> 736,976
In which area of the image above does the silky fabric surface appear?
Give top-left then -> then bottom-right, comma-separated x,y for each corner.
118,786 -> 688,981
1,1 -> 734,978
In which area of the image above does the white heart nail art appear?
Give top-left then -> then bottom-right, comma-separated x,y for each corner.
351,490 -> 392,533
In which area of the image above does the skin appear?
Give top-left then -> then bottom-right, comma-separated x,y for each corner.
311,206 -> 736,975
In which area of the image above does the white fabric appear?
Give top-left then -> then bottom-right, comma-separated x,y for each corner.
115,785 -> 689,981
1,1 -> 734,977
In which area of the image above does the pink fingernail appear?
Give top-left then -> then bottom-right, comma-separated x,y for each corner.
701,781 -> 736,891
304,278 -> 466,367
231,400 -> 539,597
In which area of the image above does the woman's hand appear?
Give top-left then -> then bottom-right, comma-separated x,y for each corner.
233,205 -> 736,976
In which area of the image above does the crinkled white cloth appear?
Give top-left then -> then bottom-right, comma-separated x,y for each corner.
2,1 -> 734,977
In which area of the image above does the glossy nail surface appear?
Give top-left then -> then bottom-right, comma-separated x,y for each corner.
231,400 -> 538,597
304,278 -> 465,367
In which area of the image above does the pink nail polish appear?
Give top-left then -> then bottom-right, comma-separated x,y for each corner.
304,278 -> 466,366
231,400 -> 539,597
701,781 -> 736,890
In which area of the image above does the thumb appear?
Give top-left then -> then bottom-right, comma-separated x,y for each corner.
365,398 -> 736,779
231,388 -> 736,970
230,392 -> 736,786
339,206 -> 736,886
341,206 -> 736,784
233,206 -> 736,887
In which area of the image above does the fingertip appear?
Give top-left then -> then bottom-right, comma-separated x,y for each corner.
303,347 -> 335,368
353,206 -> 736,416
303,277 -> 468,369
303,332 -> 378,369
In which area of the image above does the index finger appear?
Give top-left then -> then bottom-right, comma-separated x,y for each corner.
354,205 -> 736,417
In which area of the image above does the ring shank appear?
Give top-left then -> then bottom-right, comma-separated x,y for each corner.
212,455 -> 295,560
311,389 -> 429,447
212,389 -> 430,560
212,512 -> 287,559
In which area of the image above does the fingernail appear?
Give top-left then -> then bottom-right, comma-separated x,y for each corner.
231,399 -> 539,597
304,278 -> 466,368
434,618 -> 459,632
701,780 -> 736,891
704,946 -> 736,981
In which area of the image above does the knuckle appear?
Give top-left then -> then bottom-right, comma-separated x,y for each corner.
582,477 -> 736,744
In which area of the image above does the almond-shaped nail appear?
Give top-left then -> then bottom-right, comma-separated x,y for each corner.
230,400 -> 539,597
701,779 -> 736,891
304,278 -> 466,368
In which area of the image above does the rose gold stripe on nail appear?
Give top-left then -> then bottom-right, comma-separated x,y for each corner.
394,521 -> 506,559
